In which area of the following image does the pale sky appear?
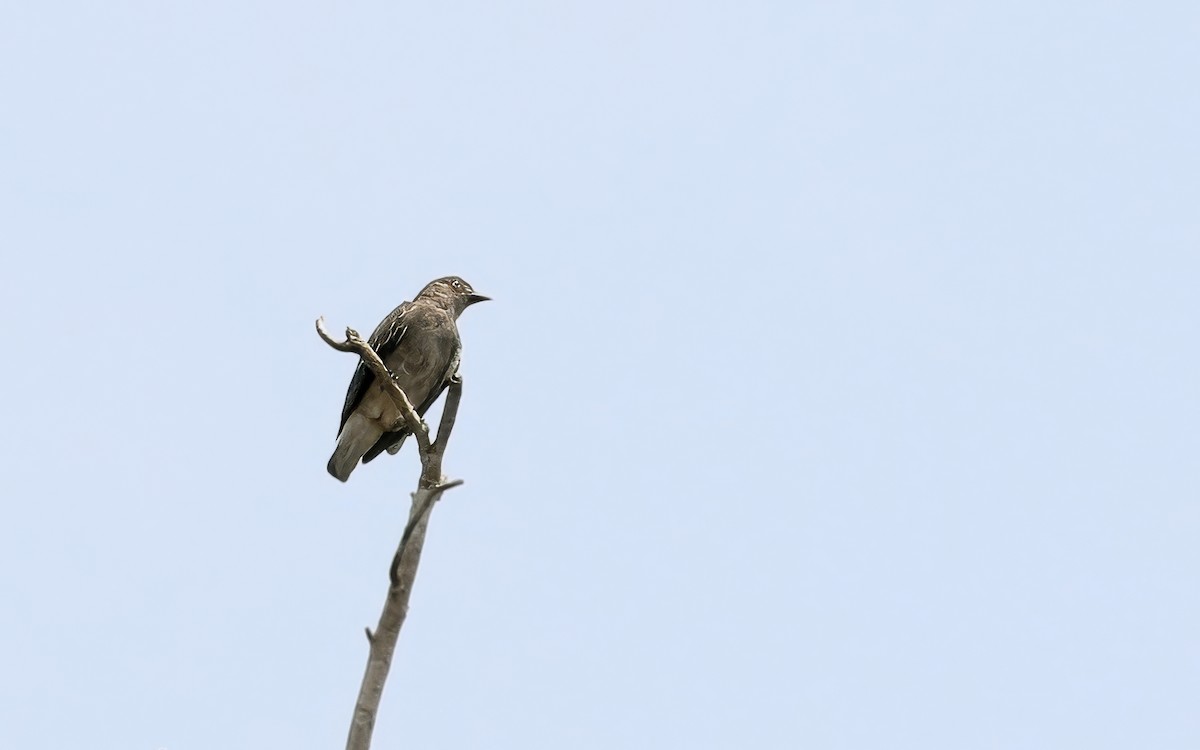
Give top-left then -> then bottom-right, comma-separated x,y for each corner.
2,2 -> 1198,748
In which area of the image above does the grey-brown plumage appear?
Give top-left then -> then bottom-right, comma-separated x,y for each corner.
327,276 -> 489,482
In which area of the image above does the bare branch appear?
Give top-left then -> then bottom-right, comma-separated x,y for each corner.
433,478 -> 465,493
432,374 -> 464,457
319,316 -> 470,750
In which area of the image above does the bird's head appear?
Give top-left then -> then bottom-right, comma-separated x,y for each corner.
416,276 -> 490,316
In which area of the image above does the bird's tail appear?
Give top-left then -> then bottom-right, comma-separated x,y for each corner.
327,414 -> 384,482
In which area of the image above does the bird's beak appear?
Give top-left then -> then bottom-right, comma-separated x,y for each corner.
467,293 -> 491,306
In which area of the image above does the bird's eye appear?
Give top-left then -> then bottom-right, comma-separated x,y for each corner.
451,279 -> 461,289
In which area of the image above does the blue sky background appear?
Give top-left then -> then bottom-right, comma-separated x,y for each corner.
2,2 -> 1198,748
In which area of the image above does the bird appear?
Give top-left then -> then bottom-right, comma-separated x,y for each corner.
327,276 -> 489,482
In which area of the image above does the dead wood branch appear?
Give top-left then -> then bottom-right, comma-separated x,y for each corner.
316,316 -> 466,750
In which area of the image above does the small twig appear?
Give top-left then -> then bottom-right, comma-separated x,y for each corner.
314,316 -> 365,353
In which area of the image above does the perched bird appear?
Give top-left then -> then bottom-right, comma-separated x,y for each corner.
327,276 -> 489,482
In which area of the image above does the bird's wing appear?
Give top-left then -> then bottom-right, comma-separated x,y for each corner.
360,321 -> 459,463
337,301 -> 411,434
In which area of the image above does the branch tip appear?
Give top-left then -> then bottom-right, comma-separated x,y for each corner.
316,316 -> 360,353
